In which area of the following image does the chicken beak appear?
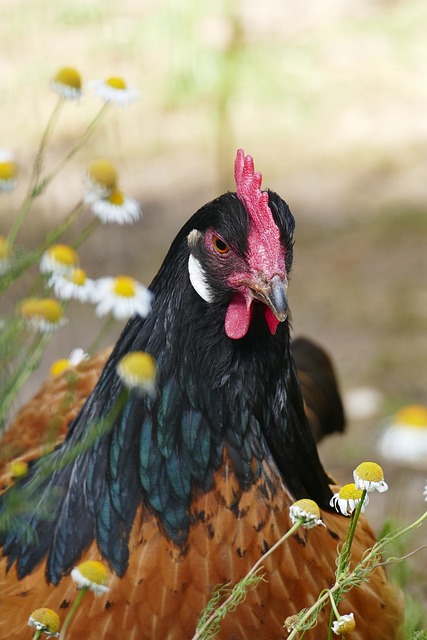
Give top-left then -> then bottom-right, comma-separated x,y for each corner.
264,274 -> 288,321
250,274 -> 288,322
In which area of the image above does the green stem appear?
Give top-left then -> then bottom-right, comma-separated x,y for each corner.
327,591 -> 342,640
7,97 -> 65,248
287,585 -> 339,640
289,506 -> 427,639
32,96 -> 65,189
73,217 -> 100,249
192,519 -> 303,640
88,315 -> 117,355
0,332 -> 50,427
7,101 -> 108,249
38,199 -> 85,252
31,630 -> 43,640
328,491 -> 367,639
7,195 -> 33,248
47,103 -> 110,184
344,490 -> 367,565
59,586 -> 88,639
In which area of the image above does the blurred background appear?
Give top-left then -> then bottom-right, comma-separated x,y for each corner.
1,0 -> 426,623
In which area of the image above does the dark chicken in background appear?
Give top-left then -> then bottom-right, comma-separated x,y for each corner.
0,150 -> 401,639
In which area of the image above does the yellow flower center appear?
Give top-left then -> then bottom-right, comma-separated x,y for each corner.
0,160 -> 17,181
118,352 -> 157,385
113,275 -> 137,297
76,560 -> 110,587
0,235 -> 11,259
88,159 -> 118,190
48,244 -> 79,267
108,189 -> 125,206
9,460 -> 28,479
336,616 -> 356,633
29,608 -> 61,634
106,76 -> 127,90
339,483 -> 364,501
53,66 -> 82,89
292,498 -> 321,519
19,298 -> 63,324
50,358 -> 72,377
354,461 -> 384,483
395,405 -> 427,429
70,267 -> 87,286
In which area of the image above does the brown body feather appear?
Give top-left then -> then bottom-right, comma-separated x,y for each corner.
0,453 -> 402,640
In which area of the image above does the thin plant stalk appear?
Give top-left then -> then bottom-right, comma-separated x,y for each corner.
7,97 -> 65,247
288,507 -> 427,639
88,315 -> 117,354
58,586 -> 89,639
47,103 -> 110,184
0,333 -> 51,427
327,490 -> 367,639
192,519 -> 303,640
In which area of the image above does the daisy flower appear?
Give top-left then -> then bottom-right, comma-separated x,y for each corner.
49,267 -> 96,303
71,560 -> 110,595
50,66 -> 82,100
332,613 -> 355,635
0,149 -> 18,192
8,459 -> 29,480
90,188 -> 141,225
84,158 -> 118,199
18,298 -> 67,333
93,275 -> 153,320
28,608 -> 60,637
40,244 -> 79,275
289,499 -> 325,529
90,76 -> 138,106
330,483 -> 369,516
117,351 -> 157,396
378,405 -> 427,467
353,461 -> 388,493
50,348 -> 89,377
0,234 -> 12,274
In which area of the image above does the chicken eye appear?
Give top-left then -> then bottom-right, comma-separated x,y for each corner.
212,235 -> 229,254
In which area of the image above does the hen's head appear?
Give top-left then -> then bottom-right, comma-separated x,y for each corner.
187,149 -> 295,339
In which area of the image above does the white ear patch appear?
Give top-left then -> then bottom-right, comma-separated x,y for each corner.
188,253 -> 214,303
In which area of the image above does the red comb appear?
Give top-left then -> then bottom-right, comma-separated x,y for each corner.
234,148 -> 276,232
234,148 -> 283,279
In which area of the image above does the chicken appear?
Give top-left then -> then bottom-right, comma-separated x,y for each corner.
0,150 -> 401,639
291,336 -> 345,443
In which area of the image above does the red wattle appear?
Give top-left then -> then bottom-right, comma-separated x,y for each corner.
265,308 -> 280,335
225,293 -> 252,340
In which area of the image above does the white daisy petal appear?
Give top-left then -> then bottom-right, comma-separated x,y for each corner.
49,268 -> 96,303
92,276 -> 153,321
90,76 -> 138,106
330,484 -> 369,516
90,190 -> 141,225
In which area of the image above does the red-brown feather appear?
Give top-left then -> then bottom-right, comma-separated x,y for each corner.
0,454 -> 402,640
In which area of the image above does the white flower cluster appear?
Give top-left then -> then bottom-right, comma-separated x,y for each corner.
40,244 -> 152,322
